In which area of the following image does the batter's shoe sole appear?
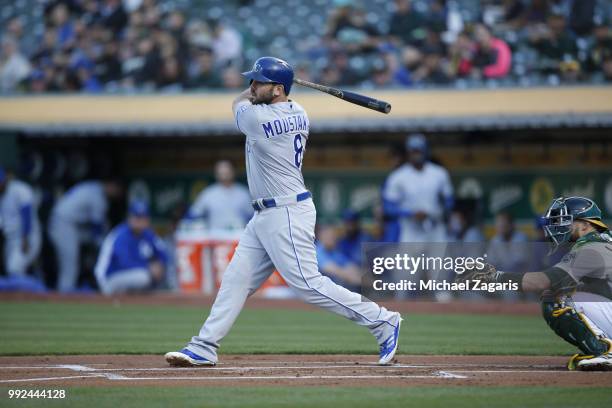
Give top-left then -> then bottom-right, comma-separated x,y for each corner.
165,349 -> 216,367
378,314 -> 403,365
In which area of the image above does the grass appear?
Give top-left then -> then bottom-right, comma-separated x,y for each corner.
0,301 -> 573,356
1,387 -> 611,408
0,301 -> 608,408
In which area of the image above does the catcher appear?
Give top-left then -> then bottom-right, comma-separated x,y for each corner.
460,196 -> 612,371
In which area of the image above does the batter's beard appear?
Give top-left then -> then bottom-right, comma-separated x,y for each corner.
252,88 -> 275,105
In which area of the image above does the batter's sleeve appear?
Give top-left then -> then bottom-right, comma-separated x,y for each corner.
233,101 -> 258,135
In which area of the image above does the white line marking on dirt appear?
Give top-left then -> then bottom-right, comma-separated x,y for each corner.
79,364 -> 434,372
0,375 -> 101,383
449,370 -> 571,374
56,364 -> 97,372
106,375 -> 451,381
436,371 -> 468,379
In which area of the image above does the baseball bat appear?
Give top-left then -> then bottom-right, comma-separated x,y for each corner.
293,78 -> 392,114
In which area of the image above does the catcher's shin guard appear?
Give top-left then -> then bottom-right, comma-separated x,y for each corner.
541,302 -> 612,368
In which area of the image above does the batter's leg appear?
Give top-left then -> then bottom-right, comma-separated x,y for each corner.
185,220 -> 274,363
257,203 -> 400,346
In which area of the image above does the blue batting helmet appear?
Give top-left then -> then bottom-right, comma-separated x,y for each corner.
242,56 -> 294,95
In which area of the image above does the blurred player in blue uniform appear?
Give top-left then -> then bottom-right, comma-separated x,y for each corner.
186,160 -> 253,231
0,167 -> 41,276
382,134 -> 454,243
337,209 -> 373,266
316,225 -> 361,292
48,179 -> 123,292
95,201 -> 167,295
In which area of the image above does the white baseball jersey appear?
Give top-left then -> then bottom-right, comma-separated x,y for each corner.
52,181 -> 107,224
182,97 -> 400,364
234,100 -> 309,199
189,183 -> 253,230
383,162 -> 453,220
0,180 -> 40,238
0,179 -> 42,276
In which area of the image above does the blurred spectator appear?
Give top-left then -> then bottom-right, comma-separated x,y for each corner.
0,37 -> 31,92
316,225 -> 361,291
318,65 -> 342,87
387,0 -> 427,46
366,57 -> 400,88
50,3 -> 76,47
188,48 -> 223,89
568,0 -> 596,37
603,56 -> 612,82
502,0 -> 527,29
0,168 -> 42,277
486,211 -> 529,273
100,0 -> 128,34
528,13 -> 578,75
156,56 -> 186,91
96,41 -> 122,84
5,17 -> 25,46
472,24 -> 512,79
186,161 -> 252,231
95,201 -> 167,295
48,179 -> 123,293
208,18 -> 242,67
330,52 -> 363,86
412,47 -> 452,85
448,31 -> 476,78
326,1 -> 381,54
2,0 -> 611,93
294,62 -> 313,83
222,67 -> 244,89
428,0 -> 448,34
447,206 -> 484,243
524,0 -> 551,25
584,21 -> 612,75
338,210 -> 373,266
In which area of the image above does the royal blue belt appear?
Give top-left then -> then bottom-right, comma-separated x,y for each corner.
252,191 -> 312,212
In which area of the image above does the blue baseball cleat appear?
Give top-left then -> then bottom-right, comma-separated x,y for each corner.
378,315 -> 403,365
165,348 -> 216,367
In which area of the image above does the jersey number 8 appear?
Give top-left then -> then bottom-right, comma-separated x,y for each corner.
294,134 -> 304,168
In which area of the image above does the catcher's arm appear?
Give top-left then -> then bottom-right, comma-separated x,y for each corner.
456,263 -> 556,292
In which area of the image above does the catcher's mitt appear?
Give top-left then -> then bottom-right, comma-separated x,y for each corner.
456,262 -> 499,283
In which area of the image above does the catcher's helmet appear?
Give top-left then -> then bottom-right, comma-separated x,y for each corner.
543,196 -> 608,245
242,56 -> 294,95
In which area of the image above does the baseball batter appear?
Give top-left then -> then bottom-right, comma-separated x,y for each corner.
462,196 -> 612,371
166,57 -> 402,367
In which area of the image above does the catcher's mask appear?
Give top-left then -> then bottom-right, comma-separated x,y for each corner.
543,196 -> 608,246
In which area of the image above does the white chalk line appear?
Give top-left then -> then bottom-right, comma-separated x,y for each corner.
0,363 -> 470,382
0,363 -> 561,371
0,375 -> 102,383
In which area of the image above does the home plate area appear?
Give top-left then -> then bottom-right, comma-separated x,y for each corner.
1,355 -> 611,387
